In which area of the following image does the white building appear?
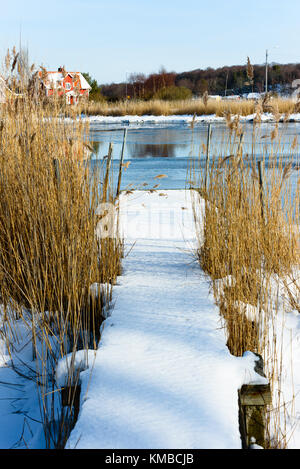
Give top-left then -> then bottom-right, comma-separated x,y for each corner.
208,95 -> 222,101
246,92 -> 262,100
223,95 -> 241,100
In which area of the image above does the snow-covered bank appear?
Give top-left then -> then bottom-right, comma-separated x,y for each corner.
66,190 -> 267,449
76,113 -> 300,125
214,270 -> 300,448
262,273 -> 300,448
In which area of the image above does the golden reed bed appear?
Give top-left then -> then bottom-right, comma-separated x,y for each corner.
77,96 -> 298,118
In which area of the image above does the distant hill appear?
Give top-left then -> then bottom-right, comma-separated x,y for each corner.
99,62 -> 300,101
174,62 -> 300,96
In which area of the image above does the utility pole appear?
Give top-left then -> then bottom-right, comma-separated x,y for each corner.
265,49 -> 268,94
265,46 -> 279,94
125,71 -> 128,99
125,71 -> 131,99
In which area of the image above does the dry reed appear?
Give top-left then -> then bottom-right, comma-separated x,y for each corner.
0,50 -> 122,448
191,123 -> 300,447
76,97 -> 297,118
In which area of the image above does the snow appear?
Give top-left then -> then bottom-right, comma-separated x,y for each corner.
262,274 -> 300,448
0,189 -> 299,448
207,267 -> 300,448
249,437 -> 264,449
66,112 -> 300,125
66,190 -> 268,449
71,114 -> 226,125
55,349 -> 97,388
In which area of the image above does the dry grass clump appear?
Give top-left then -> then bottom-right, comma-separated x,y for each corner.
0,102 -> 121,348
196,140 -> 299,356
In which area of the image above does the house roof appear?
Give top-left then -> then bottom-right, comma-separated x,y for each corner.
38,71 -> 91,90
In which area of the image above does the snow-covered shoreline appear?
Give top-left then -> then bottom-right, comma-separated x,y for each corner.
77,113 -> 300,125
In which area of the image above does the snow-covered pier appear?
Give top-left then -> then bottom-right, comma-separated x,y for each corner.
66,190 -> 267,449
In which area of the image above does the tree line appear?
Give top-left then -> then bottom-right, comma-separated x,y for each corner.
84,61 -> 300,102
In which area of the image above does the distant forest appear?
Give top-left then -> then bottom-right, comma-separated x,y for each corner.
85,62 -> 300,102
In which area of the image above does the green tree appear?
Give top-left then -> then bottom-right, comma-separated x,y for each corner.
154,85 -> 192,101
82,72 -> 106,102
195,78 -> 209,96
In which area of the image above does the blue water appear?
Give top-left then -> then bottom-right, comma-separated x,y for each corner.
89,122 -> 300,192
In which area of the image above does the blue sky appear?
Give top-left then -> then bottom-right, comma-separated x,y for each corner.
0,0 -> 299,84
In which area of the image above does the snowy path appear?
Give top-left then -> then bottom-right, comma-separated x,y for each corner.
66,190 -> 266,449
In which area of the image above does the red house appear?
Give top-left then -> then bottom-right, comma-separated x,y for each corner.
38,67 -> 91,104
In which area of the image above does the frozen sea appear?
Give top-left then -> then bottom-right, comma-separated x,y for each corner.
88,121 -> 300,194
